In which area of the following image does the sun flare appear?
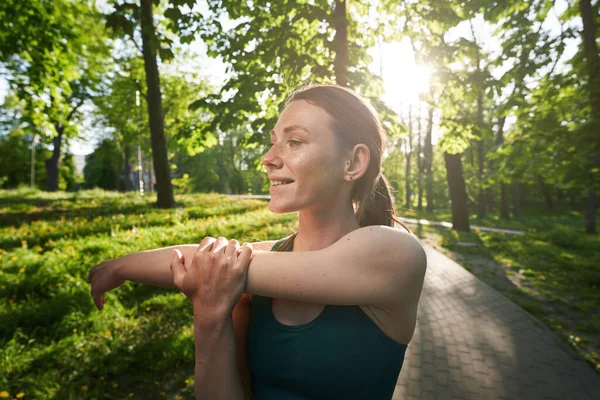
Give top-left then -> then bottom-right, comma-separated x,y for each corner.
372,39 -> 432,111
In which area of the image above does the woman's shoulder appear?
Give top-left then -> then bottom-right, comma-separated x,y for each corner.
249,239 -> 281,251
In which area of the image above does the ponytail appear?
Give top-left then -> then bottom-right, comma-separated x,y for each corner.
355,173 -> 411,233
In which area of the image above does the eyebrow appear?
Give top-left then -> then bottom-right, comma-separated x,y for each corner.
270,125 -> 312,137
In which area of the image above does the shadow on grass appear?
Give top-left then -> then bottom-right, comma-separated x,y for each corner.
13,294 -> 197,399
0,291 -> 94,346
0,203 -> 155,228
0,193 -> 267,228
0,204 -> 266,251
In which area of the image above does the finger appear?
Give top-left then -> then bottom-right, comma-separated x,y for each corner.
199,236 -> 216,251
170,249 -> 187,291
91,288 -> 103,311
87,266 -> 96,284
236,242 -> 247,256
236,243 -> 253,269
212,237 -> 229,253
225,239 -> 240,257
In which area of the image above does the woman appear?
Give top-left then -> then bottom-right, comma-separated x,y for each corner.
87,84 -> 427,400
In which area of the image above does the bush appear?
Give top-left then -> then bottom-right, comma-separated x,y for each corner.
539,224 -> 583,249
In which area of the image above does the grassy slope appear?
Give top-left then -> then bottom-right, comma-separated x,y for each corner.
0,189 -> 297,400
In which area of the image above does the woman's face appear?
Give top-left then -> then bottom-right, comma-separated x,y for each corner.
262,100 -> 349,214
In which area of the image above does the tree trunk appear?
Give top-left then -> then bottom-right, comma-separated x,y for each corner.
140,0 -> 174,208
538,177 -> 553,211
585,189 -> 598,234
116,143 -> 123,191
501,183 -> 510,219
416,105 -> 423,211
124,145 -> 133,191
405,105 -> 413,209
147,156 -> 154,193
476,93 -> 485,219
485,187 -> 493,210
579,0 -> 599,234
512,183 -> 521,218
333,0 -> 348,87
424,106 -> 434,212
444,152 -> 470,231
495,116 -> 510,219
45,124 -> 63,191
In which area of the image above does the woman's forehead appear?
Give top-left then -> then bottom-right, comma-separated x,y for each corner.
274,100 -> 333,134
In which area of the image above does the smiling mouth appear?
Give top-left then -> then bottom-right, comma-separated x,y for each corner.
270,179 -> 294,186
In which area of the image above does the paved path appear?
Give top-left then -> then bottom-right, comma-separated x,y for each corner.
392,243 -> 600,400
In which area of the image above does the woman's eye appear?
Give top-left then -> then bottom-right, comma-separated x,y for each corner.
269,140 -> 301,148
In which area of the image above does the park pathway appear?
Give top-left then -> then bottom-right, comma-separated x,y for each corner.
392,243 -> 600,400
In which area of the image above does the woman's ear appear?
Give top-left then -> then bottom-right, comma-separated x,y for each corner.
344,144 -> 370,182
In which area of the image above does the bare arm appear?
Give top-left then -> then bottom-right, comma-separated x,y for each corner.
244,226 -> 427,306
194,313 -> 246,400
170,238 -> 258,400
115,244 -> 199,288
115,241 -> 278,287
232,293 -> 254,400
87,240 -> 277,310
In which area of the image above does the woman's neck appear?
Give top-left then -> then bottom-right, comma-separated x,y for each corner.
294,203 -> 360,252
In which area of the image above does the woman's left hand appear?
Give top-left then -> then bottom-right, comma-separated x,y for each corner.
170,236 -> 253,320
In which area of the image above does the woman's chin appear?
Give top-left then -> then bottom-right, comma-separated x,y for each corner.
267,202 -> 297,214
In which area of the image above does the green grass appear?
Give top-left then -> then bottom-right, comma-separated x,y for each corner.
2,190 -> 598,399
405,206 -> 600,374
0,189 -> 297,399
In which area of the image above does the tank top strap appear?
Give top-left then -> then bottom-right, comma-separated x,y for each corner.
270,233 -> 296,252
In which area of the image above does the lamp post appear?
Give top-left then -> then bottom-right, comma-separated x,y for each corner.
30,134 -> 39,188
136,88 -> 144,197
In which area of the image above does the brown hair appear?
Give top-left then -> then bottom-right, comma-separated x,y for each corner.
282,83 -> 410,235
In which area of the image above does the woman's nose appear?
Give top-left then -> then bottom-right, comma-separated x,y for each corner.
262,143 -> 283,169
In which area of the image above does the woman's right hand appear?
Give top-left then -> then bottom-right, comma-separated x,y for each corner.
87,259 -> 126,311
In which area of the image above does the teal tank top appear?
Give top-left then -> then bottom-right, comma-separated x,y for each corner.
248,236 -> 407,400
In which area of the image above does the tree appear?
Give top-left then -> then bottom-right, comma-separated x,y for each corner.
488,0 -> 598,231
444,152 -> 470,231
423,105 -> 435,212
1,0 -> 111,191
399,0 -> 472,230
578,0 -> 600,233
92,56 -> 149,192
84,139 -> 122,190
139,0 -> 174,207
0,130 -> 48,189
192,0 -> 389,146
404,105 -> 413,209
105,0 -> 189,207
